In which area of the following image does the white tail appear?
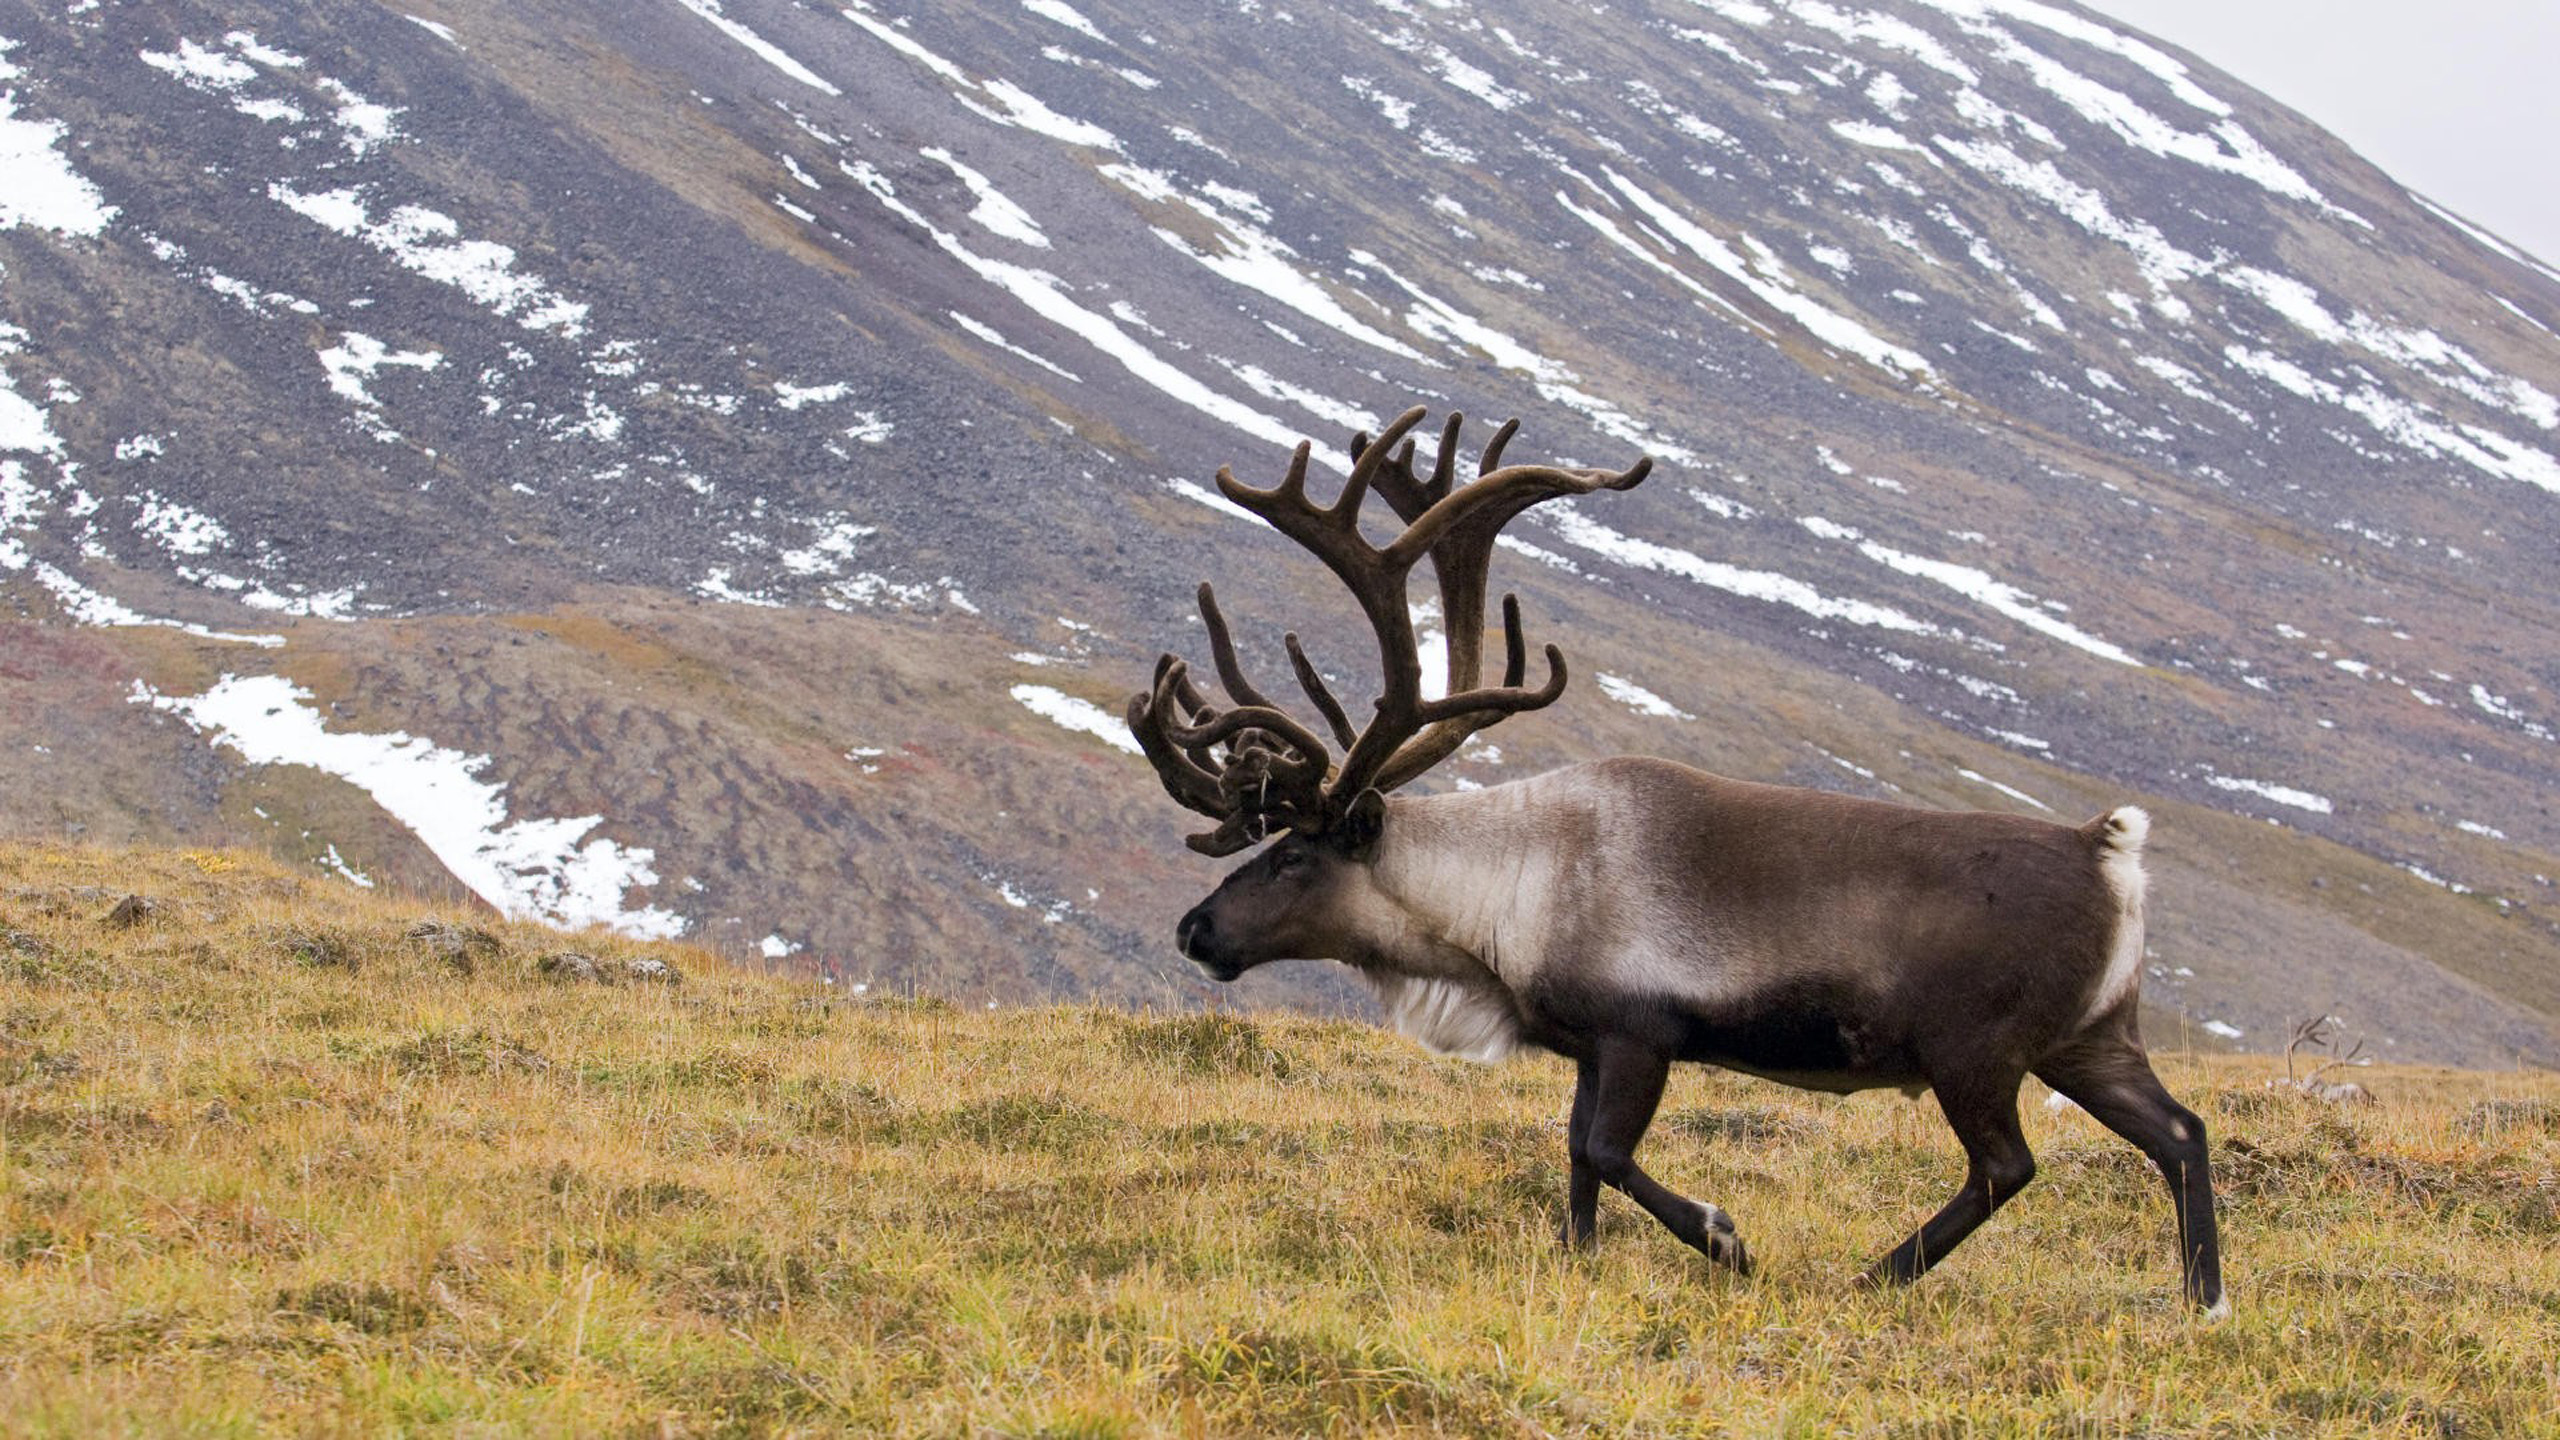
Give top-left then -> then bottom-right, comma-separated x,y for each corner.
2088,805 -> 2151,1027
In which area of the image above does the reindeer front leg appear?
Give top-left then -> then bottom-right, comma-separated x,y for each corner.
1561,1057 -> 1602,1246
1574,1038 -> 1751,1273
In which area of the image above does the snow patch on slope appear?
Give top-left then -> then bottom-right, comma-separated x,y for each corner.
138,674 -> 687,937
0,39 -> 118,236
673,0 -> 840,95
1012,683 -> 1143,754
270,184 -> 591,336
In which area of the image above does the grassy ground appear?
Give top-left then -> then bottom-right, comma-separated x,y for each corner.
3,842 -> 2555,1436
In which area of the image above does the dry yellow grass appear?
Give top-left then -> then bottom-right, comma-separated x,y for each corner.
3,840 -> 2556,1436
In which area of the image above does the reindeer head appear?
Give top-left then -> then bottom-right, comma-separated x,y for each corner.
1128,406 -> 1652,979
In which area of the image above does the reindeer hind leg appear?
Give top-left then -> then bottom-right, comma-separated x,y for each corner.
2036,1042 -> 2226,1315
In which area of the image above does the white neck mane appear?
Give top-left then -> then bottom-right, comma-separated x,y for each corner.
1360,970 -> 1524,1063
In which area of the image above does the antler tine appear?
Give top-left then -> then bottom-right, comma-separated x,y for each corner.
1185,811 -> 1269,857
1277,436 -> 1314,502
1432,412 -> 1464,499
1373,599 -> 1567,793
1478,416 -> 1519,475
1197,582 -> 1281,711
1144,650 -> 1212,717
1370,409 -> 1465,526
1335,415 -> 1651,814
1330,404 -> 1429,530
1129,638 -> 1338,857
1205,407 -> 1438,813
1128,659 -> 1235,821
1151,605 -> 1333,804
1500,592 -> 1528,686
1375,431 -> 1641,709
1384,453 -> 1652,575
1222,408 -> 1431,532
1285,632 -> 1358,749
1419,642 -> 1567,726
1155,696 -> 1332,782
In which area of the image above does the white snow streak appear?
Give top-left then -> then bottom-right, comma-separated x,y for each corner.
673,0 -> 840,95
140,674 -> 686,937
270,184 -> 591,336
1956,766 -> 2052,811
1597,673 -> 1695,720
1,39 -> 118,236
925,146 -> 1050,247
1603,169 -> 1936,382
1547,506 -> 1938,635
847,159 -> 1303,456
1801,516 -> 2140,665
1011,683 -> 1143,754
2205,773 -> 2333,815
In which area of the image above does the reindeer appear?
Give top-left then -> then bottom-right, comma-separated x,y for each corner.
1127,406 -> 2226,1313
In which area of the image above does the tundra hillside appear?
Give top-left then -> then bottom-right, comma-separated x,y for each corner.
4,842 -> 2556,1436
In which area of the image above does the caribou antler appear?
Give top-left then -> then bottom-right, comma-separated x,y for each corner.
1126,599 -> 1335,855
1129,406 -> 1651,853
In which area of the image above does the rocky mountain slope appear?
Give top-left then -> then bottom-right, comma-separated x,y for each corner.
4,0 -> 2557,1063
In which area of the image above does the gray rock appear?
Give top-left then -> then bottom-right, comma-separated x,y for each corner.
535,950 -> 605,983
405,920 -> 503,975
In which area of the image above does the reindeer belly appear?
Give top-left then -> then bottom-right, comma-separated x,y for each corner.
1668,988 -> 1925,1092
1515,969 -> 1921,1090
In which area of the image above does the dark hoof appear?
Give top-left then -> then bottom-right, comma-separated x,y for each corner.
1696,1202 -> 1750,1275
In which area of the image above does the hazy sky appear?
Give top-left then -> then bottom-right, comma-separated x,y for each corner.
2089,1 -> 2560,265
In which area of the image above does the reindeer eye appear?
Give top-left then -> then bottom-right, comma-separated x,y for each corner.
1274,848 -> 1309,873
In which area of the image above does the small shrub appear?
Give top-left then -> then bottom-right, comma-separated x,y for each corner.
388,1027 -> 548,1078
1166,1326 -> 1510,1435
4,886 -> 115,917
783,1075 -> 897,1137
1117,1011 -> 1293,1080
535,950 -> 681,985
404,920 -> 502,974
661,1048 -> 777,1090
666,1233 -> 858,1322
265,923 -> 356,971
941,1092 -> 1107,1150
0,1035 -> 79,1085
276,1281 -> 430,1334
2215,1087 -> 2288,1118
607,1178 -> 711,1216
2457,1098 -> 2560,1137
535,950 -> 606,983
856,991 -> 955,1017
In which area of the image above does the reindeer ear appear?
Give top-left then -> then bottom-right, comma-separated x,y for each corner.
1338,788 -> 1387,856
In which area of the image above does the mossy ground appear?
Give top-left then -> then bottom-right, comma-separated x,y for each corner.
3,842 -> 2555,1435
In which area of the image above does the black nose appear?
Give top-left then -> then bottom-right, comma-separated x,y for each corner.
1176,907 -> 1211,960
